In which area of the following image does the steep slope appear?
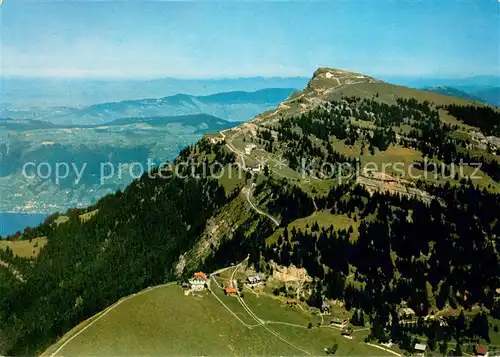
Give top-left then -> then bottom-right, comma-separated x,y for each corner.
2,67 -> 500,356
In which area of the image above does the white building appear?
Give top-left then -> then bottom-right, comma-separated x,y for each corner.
414,343 -> 427,356
250,164 -> 265,173
209,137 -> 222,144
244,144 -> 257,155
188,272 -> 208,291
246,275 -> 262,286
188,278 -> 206,291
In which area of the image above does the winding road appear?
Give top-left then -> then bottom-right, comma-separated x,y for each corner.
220,128 -> 281,226
245,183 -> 280,226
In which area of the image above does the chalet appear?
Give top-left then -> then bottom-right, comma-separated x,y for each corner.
193,271 -> 208,280
414,343 -> 427,356
475,344 -> 488,357
246,275 -> 262,286
330,318 -> 347,327
224,287 -> 238,296
189,271 -> 208,291
285,299 -> 297,305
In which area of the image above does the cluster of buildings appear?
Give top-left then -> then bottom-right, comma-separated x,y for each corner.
249,163 -> 265,173
396,306 -> 449,328
206,134 -> 224,145
182,271 -> 266,296
222,274 -> 265,296
411,342 -> 488,357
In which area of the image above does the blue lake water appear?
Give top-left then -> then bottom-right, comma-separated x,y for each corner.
0,213 -> 49,238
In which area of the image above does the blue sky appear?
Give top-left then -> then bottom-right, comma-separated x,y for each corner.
1,1 -> 499,79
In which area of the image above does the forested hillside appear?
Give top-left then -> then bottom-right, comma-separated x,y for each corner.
0,162 -> 229,354
2,68 -> 500,356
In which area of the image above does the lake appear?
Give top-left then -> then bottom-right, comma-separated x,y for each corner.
0,213 -> 49,238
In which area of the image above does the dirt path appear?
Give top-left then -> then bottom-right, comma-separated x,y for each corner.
230,264 -> 312,356
208,279 -> 261,329
221,130 -> 281,226
217,264 -> 313,354
221,128 -> 247,169
364,342 -> 401,356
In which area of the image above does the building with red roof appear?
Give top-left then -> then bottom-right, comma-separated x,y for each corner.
224,287 -> 238,295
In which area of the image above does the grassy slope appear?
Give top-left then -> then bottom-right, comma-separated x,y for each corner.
0,237 -> 47,258
328,82 -> 484,107
266,210 -> 358,244
44,284 -> 393,356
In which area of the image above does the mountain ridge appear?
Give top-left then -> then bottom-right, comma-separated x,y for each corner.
2,67 -> 500,356
1,88 -> 298,126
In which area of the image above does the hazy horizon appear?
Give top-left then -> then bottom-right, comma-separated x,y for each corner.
2,73 -> 500,81
1,1 -> 498,79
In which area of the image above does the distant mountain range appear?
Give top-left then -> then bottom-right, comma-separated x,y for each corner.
384,74 -> 500,88
0,113 -> 237,213
422,85 -> 499,107
472,86 -> 500,107
382,75 -> 500,107
0,87 -> 296,212
422,86 -> 488,104
2,88 -> 297,125
1,77 -> 308,107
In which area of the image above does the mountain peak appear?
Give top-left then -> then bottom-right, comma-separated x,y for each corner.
254,67 -> 384,125
309,67 -> 382,88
